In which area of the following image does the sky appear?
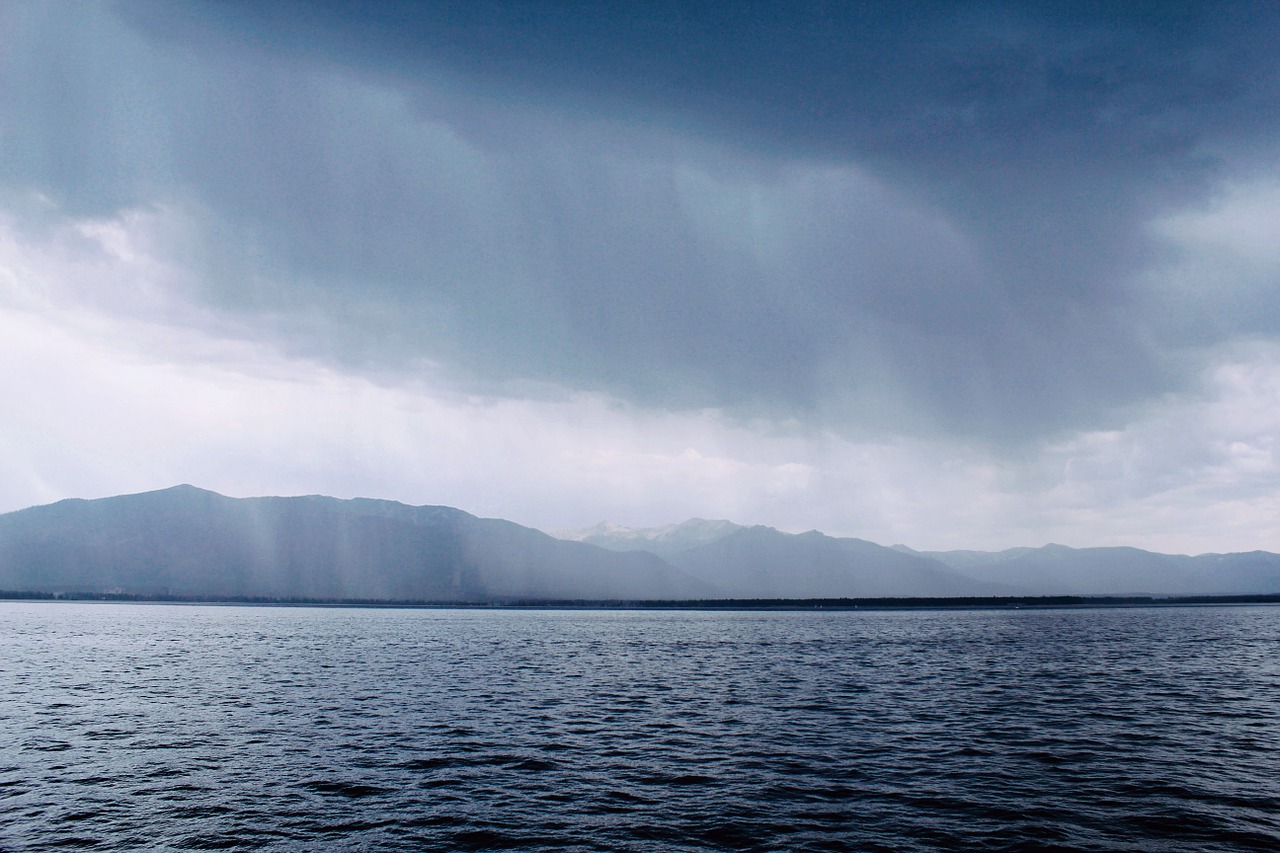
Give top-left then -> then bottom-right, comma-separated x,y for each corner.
2,0 -> 1280,553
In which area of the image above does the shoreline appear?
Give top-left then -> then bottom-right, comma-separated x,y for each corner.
4,590 -> 1279,611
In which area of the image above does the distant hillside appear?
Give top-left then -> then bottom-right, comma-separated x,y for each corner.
4,487 -> 1279,601
579,522 -> 1280,597
912,544 -> 1280,595
558,518 -> 744,559
0,486 -> 710,601
665,526 -> 999,598
559,520 -> 1000,598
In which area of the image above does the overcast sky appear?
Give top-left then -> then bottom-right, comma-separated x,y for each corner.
3,1 -> 1279,553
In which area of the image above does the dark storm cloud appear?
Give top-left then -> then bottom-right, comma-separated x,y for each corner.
7,1 -> 1280,441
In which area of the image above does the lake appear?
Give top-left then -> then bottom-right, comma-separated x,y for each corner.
1,602 -> 1277,851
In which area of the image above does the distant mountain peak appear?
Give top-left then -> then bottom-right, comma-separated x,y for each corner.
578,521 -> 632,536
554,517 -> 745,559
0,487 -> 711,602
4,486 -> 1278,600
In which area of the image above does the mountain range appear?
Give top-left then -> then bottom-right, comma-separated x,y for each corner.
2,486 -> 1278,601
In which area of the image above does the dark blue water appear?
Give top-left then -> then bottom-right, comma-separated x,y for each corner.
1,602 -> 1277,851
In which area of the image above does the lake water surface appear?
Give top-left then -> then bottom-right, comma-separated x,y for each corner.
1,602 -> 1277,851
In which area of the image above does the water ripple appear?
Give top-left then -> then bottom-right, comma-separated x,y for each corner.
1,602 -> 1278,851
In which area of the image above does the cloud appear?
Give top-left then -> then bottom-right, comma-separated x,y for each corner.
12,1 -> 1280,442
1143,179 -> 1280,345
1022,345 -> 1280,553
3,2 -> 1280,553
3,196 -> 1278,553
0,200 -> 833,529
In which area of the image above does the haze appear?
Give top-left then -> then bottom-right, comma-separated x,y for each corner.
3,1 -> 1279,553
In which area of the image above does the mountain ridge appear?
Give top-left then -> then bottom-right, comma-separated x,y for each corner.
2,486 -> 1279,600
0,485 -> 710,602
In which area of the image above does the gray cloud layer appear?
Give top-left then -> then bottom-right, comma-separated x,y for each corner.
5,1 -> 1280,445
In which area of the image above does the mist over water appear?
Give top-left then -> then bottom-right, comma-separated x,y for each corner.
2,603 -> 1278,851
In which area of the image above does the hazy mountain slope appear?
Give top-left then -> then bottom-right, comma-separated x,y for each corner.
1187,551 -> 1280,593
667,526 -> 998,598
920,544 -> 1280,595
0,486 -> 711,601
5,487 -> 1278,600
893,545 -> 1038,571
559,518 -> 743,559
